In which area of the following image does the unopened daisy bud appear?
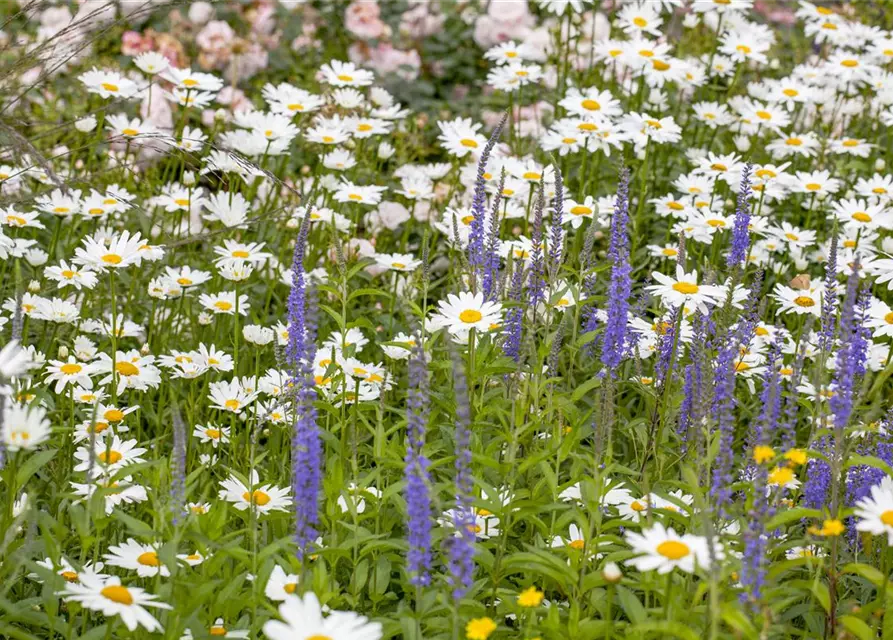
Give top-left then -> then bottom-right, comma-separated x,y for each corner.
27,279 -> 40,293
876,158 -> 886,172
300,165 -> 312,175
140,343 -> 151,356
286,217 -> 300,229
57,346 -> 69,359
75,115 -> 97,132
603,561 -> 622,583
26,249 -> 48,266
198,312 -> 213,326
733,135 -> 751,152
377,141 -> 395,160
682,13 -> 699,28
182,170 -> 196,187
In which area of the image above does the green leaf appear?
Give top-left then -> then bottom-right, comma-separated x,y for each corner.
15,449 -> 57,488
840,615 -> 874,640
617,585 -> 647,625
627,621 -> 699,640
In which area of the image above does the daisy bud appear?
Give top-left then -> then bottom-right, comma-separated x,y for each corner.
377,141 -> 395,160
27,279 -> 40,293
58,346 -> 69,359
140,343 -> 151,356
182,171 -> 196,186
682,13 -> 699,28
733,135 -> 750,152
876,159 -> 886,172
602,561 -> 622,583
75,115 -> 97,132
198,312 -> 213,326
300,165 -> 311,175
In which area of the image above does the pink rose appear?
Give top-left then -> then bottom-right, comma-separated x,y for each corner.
121,30 -> 154,56
345,1 -> 387,40
196,20 -> 235,53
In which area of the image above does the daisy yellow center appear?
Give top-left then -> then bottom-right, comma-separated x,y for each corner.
357,123 -> 372,132
662,248 -> 678,256
841,59 -> 858,68
182,78 -> 199,87
581,98 -> 601,111
348,193 -> 363,201
243,490 -> 271,506
793,296 -> 815,308
322,136 -> 335,143
392,262 -> 406,268
306,636 -> 334,640
639,49 -> 654,58
116,362 -> 139,376
177,278 -> 193,286
121,128 -> 138,136
667,201 -> 684,211
225,399 -> 240,411
88,208 -> 104,215
769,466 -> 794,485
98,450 -> 122,464
90,422 -> 109,434
288,103 -> 304,111
54,206 -> 70,213
337,74 -> 354,82
215,301 -> 233,311
631,500 -> 647,512
656,540 -> 690,559
101,83 -> 119,92
459,309 -> 483,323
137,551 -> 160,567
755,110 -> 771,120
756,169 -> 776,179
102,254 -> 122,265
7,215 -> 26,225
842,139 -> 859,147
562,137 -> 578,144
633,16 -> 647,27
205,428 -> 221,439
645,119 -> 662,128
523,171 -> 541,180
61,363 -> 82,374
569,539 -> 585,550
101,585 -> 133,605
880,511 -> 893,527
783,88 -> 798,97
707,219 -> 725,228
874,187 -> 888,194
570,205 -> 592,215
105,409 -> 124,422
231,250 -> 250,258
578,122 -> 598,132
737,44 -> 752,54
805,183 -> 821,191
652,59 -> 670,71
852,212 -> 871,222
284,582 -> 298,594
672,282 -> 699,295
460,138 -> 479,148
61,570 -> 79,582
711,163 -> 728,171
785,233 -> 799,241
210,626 -> 227,636
885,312 -> 893,324
786,137 -> 802,146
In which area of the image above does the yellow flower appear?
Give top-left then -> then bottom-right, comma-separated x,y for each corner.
819,519 -> 845,536
517,586 -> 544,607
466,617 -> 497,640
753,445 -> 776,464
784,449 -> 807,466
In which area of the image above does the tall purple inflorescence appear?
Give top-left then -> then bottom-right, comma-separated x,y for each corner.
528,183 -> 547,310
502,261 -> 525,363
467,114 -> 507,285
549,164 -> 565,273
817,234 -> 838,353
726,163 -> 752,269
600,168 -> 631,372
404,338 -> 433,586
481,173 -> 505,301
288,215 -> 322,561
446,349 -> 475,601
